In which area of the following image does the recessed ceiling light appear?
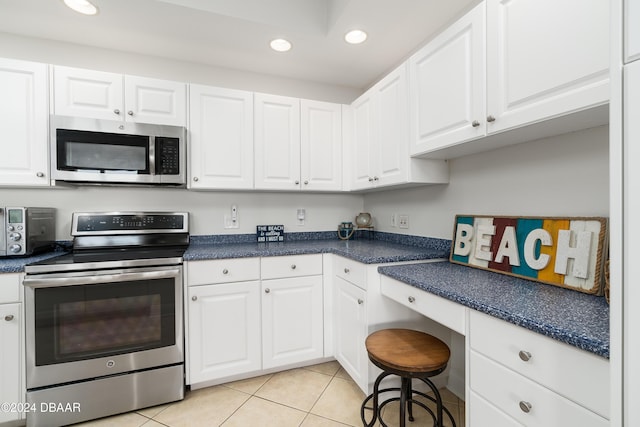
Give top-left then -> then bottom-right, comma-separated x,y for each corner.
63,0 -> 99,15
345,30 -> 367,45
270,38 -> 292,52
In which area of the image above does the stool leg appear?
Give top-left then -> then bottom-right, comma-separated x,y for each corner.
404,377 -> 415,422
399,377 -> 408,427
419,378 -> 452,427
361,371 -> 392,427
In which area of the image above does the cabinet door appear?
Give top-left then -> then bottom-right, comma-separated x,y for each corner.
189,85 -> 254,189
409,3 -> 485,155
626,0 -> 640,63
124,75 -> 186,126
0,304 -> 21,424
350,93 -> 375,190
300,100 -> 342,191
187,282 -> 261,384
334,276 -> 368,393
262,276 -> 323,369
254,93 -> 301,190
469,391 -> 521,427
53,66 -> 123,121
624,59 -> 640,427
0,58 -> 49,186
486,0 -> 609,134
374,64 -> 409,186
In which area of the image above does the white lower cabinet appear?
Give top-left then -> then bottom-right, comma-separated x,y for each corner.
468,310 -> 609,426
334,276 -> 367,390
261,275 -> 323,369
186,254 -> 324,386
187,281 -> 261,384
0,274 -> 22,425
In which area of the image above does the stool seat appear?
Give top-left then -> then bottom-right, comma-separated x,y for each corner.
361,329 -> 456,427
365,328 -> 450,375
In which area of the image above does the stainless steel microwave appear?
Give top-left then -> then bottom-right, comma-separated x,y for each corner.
50,116 -> 186,186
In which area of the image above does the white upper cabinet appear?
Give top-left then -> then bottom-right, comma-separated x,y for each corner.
255,94 -> 343,191
300,100 -> 342,191
350,63 -> 449,191
485,0 -> 609,134
189,85 -> 254,189
254,93 -> 301,190
53,66 -> 186,126
0,58 -> 49,186
409,2 -> 485,155
626,0 -> 640,63
410,0 -> 609,159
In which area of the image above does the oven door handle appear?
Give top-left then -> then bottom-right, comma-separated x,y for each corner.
23,269 -> 181,288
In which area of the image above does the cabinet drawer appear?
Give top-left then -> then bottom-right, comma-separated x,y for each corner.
0,273 -> 20,304
380,276 -> 466,335
261,254 -> 322,280
469,391 -> 520,427
470,351 -> 608,427
334,256 -> 367,289
187,258 -> 260,285
469,310 -> 609,419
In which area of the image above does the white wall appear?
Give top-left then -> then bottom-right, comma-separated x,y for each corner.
363,125 -> 610,239
0,33 -> 362,103
0,186 -> 364,239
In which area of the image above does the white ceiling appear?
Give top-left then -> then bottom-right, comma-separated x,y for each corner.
0,0 -> 478,90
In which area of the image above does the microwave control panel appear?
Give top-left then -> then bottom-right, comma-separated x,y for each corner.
156,137 -> 180,175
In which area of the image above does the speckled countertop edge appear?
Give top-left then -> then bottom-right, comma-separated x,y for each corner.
378,262 -> 610,358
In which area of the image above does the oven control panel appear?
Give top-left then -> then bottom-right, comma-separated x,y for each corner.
72,212 -> 188,235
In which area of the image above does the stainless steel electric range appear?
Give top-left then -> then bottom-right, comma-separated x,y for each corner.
23,211 -> 189,427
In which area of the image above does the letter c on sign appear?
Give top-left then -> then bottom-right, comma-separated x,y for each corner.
523,229 -> 552,270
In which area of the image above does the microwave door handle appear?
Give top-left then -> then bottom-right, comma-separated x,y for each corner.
23,269 -> 181,289
149,136 -> 156,175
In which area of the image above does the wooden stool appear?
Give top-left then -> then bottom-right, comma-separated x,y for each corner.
360,329 -> 457,427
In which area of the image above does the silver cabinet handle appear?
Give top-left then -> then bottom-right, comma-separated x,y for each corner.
519,401 -> 532,413
291,264 -> 296,270
36,172 -> 45,178
193,177 -> 199,182
304,180 -> 309,185
265,288 -> 271,294
295,180 -> 300,185
368,177 -> 374,182
373,176 -> 379,181
4,315 -> 14,321
114,109 -> 120,115
472,120 -> 480,127
222,269 -> 229,275
408,296 -> 415,303
357,299 -> 364,305
191,296 -> 197,301
127,110 -> 134,116
487,115 -> 496,122
519,350 -> 532,362
344,268 -> 350,274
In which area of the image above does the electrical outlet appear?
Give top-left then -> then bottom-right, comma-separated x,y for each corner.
224,205 -> 239,229
398,215 -> 409,229
297,208 -> 305,226
391,214 -> 397,227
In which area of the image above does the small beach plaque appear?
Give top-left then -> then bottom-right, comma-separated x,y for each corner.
257,225 -> 284,243
450,215 -> 608,295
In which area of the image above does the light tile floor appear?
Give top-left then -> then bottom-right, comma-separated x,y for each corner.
74,361 -> 465,427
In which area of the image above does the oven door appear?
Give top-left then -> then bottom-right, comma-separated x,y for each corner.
23,264 -> 183,390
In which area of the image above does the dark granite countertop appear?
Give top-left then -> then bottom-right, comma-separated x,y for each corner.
184,234 -> 451,264
377,262 -> 610,358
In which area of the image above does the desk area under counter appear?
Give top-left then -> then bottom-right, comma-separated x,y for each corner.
378,261 -> 610,427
